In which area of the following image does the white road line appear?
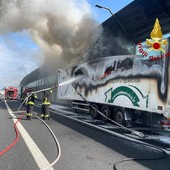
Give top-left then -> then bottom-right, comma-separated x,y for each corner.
5,101 -> 54,170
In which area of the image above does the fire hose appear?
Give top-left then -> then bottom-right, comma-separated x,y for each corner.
2,84 -> 61,170
18,84 -> 59,111
0,102 -> 25,156
34,112 -> 61,170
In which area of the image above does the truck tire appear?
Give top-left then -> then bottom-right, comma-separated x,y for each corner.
114,109 -> 125,125
90,104 -> 99,119
101,106 -> 111,122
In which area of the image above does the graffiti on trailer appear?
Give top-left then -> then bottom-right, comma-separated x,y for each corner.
69,43 -> 169,102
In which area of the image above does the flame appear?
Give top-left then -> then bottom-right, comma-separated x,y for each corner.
150,18 -> 163,40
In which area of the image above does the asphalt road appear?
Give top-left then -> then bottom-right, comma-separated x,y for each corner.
0,100 -> 170,170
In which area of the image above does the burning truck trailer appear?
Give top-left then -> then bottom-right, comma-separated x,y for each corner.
58,50 -> 170,130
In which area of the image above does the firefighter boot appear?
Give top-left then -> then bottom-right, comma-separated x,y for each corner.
26,113 -> 32,120
45,114 -> 50,120
41,114 -> 45,120
30,113 -> 33,120
26,114 -> 31,120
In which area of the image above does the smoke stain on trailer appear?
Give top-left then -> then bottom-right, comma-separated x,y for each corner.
70,39 -> 170,102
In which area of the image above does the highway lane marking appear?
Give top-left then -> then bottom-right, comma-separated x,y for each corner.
5,101 -> 54,170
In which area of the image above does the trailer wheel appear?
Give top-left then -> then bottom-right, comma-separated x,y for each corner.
114,109 -> 125,125
101,106 -> 111,122
90,104 -> 99,119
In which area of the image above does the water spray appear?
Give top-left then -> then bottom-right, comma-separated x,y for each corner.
18,75 -> 83,111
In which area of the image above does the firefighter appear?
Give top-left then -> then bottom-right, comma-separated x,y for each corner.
41,89 -> 53,120
26,92 -> 37,120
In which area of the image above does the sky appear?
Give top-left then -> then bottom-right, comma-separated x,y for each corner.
0,0 -> 133,89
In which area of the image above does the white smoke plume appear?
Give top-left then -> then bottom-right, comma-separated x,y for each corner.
0,0 -> 103,69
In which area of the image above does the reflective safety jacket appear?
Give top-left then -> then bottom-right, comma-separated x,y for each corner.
27,93 -> 37,105
42,96 -> 51,105
42,89 -> 53,105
